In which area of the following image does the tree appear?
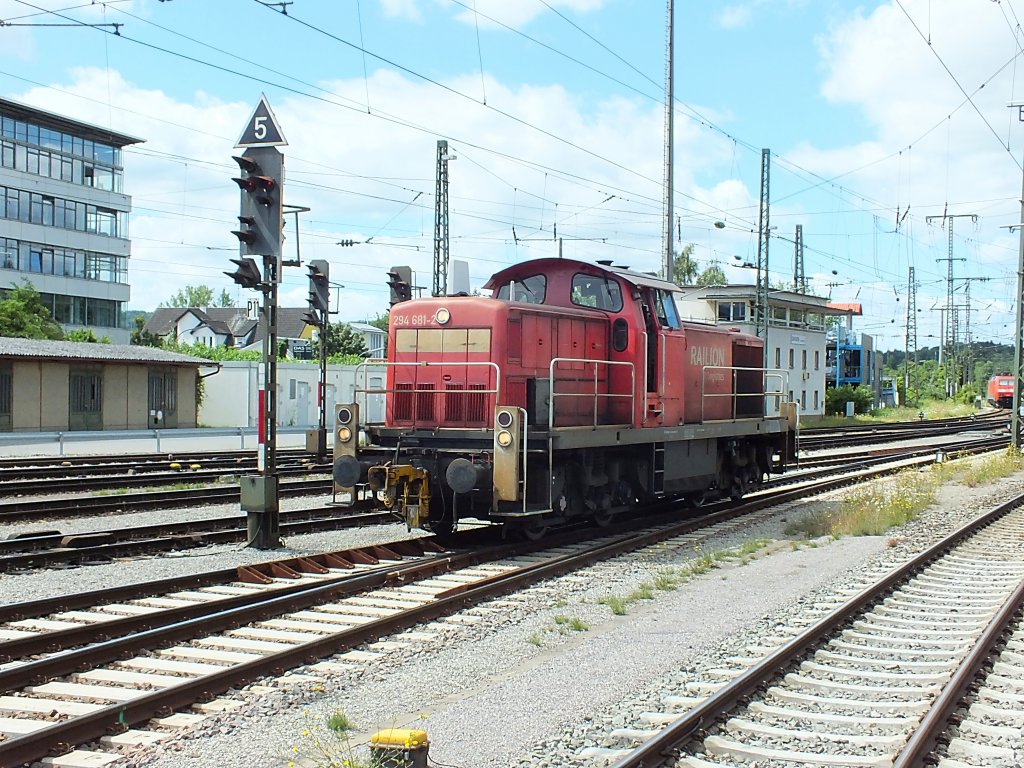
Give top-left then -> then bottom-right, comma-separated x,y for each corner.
671,244 -> 699,285
366,313 -> 389,333
66,328 -> 111,343
164,285 -> 235,308
696,264 -> 727,286
0,281 -> 64,340
131,315 -> 164,347
317,322 -> 368,358
825,384 -> 873,415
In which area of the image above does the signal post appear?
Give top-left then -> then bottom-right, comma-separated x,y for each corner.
226,95 -> 288,549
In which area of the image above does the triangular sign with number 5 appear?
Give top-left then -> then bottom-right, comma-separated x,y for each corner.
235,94 -> 288,148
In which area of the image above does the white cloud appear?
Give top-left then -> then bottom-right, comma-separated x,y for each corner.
10,64 -> 688,321
379,0 -> 422,22
718,5 -> 754,30
449,0 -> 609,30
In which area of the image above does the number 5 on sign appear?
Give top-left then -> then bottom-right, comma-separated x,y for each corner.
235,94 -> 288,148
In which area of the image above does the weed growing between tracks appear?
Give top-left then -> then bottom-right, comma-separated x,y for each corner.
961,447 -> 1024,487
595,539 -> 772,617
786,448 -> 1024,539
282,708 -> 368,768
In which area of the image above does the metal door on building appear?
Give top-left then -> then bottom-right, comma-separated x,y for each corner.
0,364 -> 11,432
69,369 -> 103,431
148,369 -> 178,428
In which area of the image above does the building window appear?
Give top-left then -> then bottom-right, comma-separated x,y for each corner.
717,301 -> 747,322
788,349 -> 794,369
814,350 -> 820,370
801,349 -> 807,370
801,390 -> 806,410
774,347 -> 781,368
0,184 -> 126,237
814,390 -> 819,410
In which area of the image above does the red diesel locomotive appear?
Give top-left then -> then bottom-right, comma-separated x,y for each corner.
332,257 -> 798,537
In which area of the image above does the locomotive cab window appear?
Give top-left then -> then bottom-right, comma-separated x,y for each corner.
496,274 -> 546,304
571,273 -> 623,312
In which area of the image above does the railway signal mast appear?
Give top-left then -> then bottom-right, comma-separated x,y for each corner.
226,95 -> 288,549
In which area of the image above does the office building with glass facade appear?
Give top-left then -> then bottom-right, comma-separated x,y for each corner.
0,97 -> 142,343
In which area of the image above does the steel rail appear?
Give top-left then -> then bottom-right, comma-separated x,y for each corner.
3,436 -> 1003,574
892,575 -> 1024,767
1,447 -> 1015,765
0,477 -> 333,521
607,490 -> 1024,768
0,509 -> 400,573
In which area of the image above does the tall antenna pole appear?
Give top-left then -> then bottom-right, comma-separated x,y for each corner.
433,139 -> 450,297
755,148 -> 771,350
793,224 -> 805,294
661,0 -> 674,281
905,266 -> 917,403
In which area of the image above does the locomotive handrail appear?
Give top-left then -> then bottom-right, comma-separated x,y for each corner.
699,366 -> 788,421
546,357 -> 635,431
353,360 -> 501,427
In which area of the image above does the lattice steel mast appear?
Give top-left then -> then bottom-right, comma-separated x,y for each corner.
433,139 -> 450,297
905,266 -> 917,402
755,148 -> 771,348
926,213 -> 974,396
793,224 -> 805,294
661,0 -> 675,281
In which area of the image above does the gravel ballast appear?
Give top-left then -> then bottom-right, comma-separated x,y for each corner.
115,465 -> 1024,768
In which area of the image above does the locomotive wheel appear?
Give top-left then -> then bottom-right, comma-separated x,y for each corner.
591,509 -> 614,528
522,520 -> 550,541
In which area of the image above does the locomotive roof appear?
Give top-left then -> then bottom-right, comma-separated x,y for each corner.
484,258 -> 680,294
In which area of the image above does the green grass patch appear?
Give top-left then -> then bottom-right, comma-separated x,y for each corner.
599,595 -> 629,615
961,448 -> 1024,487
326,710 -> 355,736
785,465 -> 944,538
568,617 -> 589,632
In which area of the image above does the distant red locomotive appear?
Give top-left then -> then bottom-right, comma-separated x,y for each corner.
333,258 -> 797,537
987,375 -> 1014,408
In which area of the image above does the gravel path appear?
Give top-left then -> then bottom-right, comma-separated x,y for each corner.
107,466 -> 1024,768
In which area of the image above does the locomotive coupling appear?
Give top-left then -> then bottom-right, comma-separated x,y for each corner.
366,464 -> 432,529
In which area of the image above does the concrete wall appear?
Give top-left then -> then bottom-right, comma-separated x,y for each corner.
200,361 -> 385,428
101,364 -> 128,429
177,367 -> 197,428
6,359 -> 199,432
11,360 -> 71,431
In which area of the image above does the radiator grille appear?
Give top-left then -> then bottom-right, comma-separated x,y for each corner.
445,383 -> 486,425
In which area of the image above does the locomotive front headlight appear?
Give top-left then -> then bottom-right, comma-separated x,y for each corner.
337,426 -> 353,443
496,429 -> 513,448
435,307 -> 451,325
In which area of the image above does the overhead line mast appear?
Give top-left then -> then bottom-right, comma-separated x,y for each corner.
662,0 -> 674,281
433,139 -> 451,297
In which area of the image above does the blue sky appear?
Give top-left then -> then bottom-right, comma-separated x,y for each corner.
1,0 -> 1022,352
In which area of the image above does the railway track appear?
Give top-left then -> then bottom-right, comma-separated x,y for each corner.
0,445 -> 1013,766
799,410 -> 1006,451
585,488 -> 1024,768
0,457 -> 326,498
0,476 -> 333,523
0,435 -> 1008,573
